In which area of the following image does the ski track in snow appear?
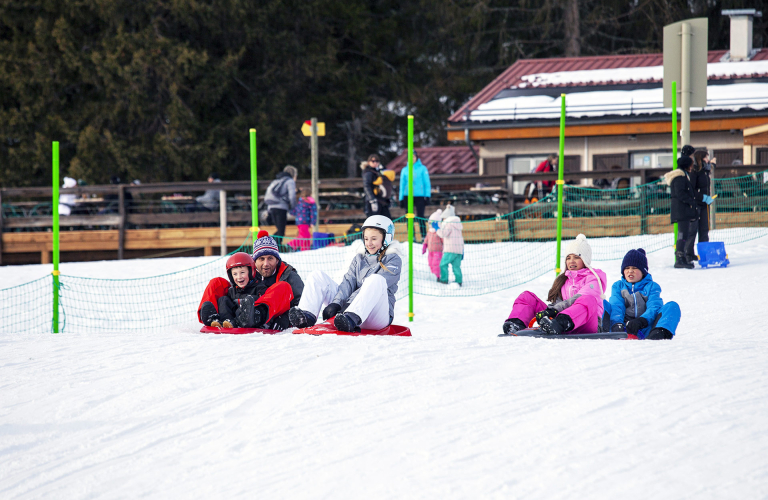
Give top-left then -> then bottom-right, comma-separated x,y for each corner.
1,236 -> 768,498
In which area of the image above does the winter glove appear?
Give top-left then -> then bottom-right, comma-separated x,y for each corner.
368,199 -> 379,213
702,194 -> 714,205
322,303 -> 342,320
611,323 -> 626,332
535,308 -> 558,323
625,317 -> 649,335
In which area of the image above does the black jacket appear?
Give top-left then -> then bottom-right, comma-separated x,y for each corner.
665,169 -> 699,223
361,167 -> 379,203
689,167 -> 711,207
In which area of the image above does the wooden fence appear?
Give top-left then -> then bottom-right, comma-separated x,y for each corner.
2,165 -> 767,265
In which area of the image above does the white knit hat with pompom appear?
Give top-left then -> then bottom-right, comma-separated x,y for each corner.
562,233 -> 604,298
564,233 -> 592,267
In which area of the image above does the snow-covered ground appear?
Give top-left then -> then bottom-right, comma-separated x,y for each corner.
2,235 -> 768,499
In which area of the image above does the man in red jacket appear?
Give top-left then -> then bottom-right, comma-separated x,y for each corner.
198,231 -> 304,330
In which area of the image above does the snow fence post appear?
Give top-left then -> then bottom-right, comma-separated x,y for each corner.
407,115 -> 414,323
52,141 -> 60,334
555,94 -> 566,274
671,81 -> 678,259
250,128 -> 259,246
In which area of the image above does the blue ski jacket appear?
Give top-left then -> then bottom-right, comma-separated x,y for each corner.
608,273 -> 664,334
398,159 -> 431,200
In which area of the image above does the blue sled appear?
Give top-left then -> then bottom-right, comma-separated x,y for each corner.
697,241 -> 729,268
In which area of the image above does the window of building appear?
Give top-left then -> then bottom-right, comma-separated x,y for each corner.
505,154 -> 580,194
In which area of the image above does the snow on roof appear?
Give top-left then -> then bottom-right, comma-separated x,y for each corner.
516,60 -> 768,88
470,82 -> 768,122
448,50 -> 768,123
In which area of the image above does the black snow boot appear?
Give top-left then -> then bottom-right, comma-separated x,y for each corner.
200,301 -> 220,327
611,323 -> 626,333
674,251 -> 694,269
502,318 -> 526,335
288,307 -> 316,328
647,327 -> 674,340
334,312 -> 362,332
539,314 -> 574,335
235,297 -> 268,328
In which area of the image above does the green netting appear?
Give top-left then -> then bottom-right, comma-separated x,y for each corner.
2,171 -> 767,333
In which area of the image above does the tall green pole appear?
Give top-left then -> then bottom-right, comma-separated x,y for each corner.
249,128 -> 258,244
407,116 -> 414,323
671,82 -> 678,252
555,94 -> 566,274
52,142 -> 60,333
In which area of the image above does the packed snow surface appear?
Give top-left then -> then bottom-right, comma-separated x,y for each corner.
2,235 -> 768,499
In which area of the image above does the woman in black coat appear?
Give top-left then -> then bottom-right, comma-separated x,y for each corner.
662,156 -> 713,268
690,150 -> 715,252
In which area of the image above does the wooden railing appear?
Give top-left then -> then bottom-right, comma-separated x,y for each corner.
2,164 -> 766,265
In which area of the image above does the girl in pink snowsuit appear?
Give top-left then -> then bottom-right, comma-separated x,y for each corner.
502,234 -> 607,335
288,188 -> 317,252
421,209 -> 443,279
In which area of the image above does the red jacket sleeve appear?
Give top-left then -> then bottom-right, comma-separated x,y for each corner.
197,277 -> 231,322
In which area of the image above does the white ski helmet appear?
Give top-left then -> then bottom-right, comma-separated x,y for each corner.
361,215 -> 395,247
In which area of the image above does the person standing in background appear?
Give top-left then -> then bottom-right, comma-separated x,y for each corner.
398,150 -> 431,239
361,154 -> 384,217
288,187 -> 317,252
690,150 -> 715,256
264,165 -> 298,243
662,156 -> 714,269
534,154 -> 557,195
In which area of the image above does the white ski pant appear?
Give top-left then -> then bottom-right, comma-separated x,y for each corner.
298,270 -> 391,330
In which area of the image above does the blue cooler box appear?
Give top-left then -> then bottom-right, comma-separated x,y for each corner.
697,242 -> 729,268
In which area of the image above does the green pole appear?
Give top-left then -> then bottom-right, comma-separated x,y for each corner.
555,94 -> 566,274
671,82 -> 678,254
407,115 -> 414,323
52,142 -> 60,333
249,128 -> 258,245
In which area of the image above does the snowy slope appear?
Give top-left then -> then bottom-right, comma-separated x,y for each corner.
1,235 -> 768,499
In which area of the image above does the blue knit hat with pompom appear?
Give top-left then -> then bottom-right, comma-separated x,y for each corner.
621,248 -> 648,277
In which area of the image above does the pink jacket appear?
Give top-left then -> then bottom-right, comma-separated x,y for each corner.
555,267 -> 607,311
422,231 -> 443,254
437,216 -> 464,254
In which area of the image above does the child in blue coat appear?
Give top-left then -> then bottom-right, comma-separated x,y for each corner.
604,248 -> 681,340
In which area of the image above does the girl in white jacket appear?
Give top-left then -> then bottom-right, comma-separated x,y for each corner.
437,205 -> 463,286
288,215 -> 402,332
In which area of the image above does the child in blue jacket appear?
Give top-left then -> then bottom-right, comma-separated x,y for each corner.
604,248 -> 681,340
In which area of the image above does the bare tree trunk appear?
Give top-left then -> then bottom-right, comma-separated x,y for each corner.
345,116 -> 362,178
563,0 -> 580,57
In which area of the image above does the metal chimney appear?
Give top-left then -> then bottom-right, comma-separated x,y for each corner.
722,9 -> 762,61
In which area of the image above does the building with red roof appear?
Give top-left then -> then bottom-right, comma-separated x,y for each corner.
385,146 -> 478,175
446,12 -> 768,190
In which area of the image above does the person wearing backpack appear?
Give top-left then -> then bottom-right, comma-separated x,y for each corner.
264,165 -> 298,242
361,154 -> 394,218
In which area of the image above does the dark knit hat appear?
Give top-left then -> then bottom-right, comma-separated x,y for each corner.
252,230 -> 280,260
681,145 -> 695,157
677,156 -> 693,170
621,248 -> 648,277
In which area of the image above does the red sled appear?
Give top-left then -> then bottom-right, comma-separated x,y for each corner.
200,326 -> 282,335
293,318 -> 411,337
